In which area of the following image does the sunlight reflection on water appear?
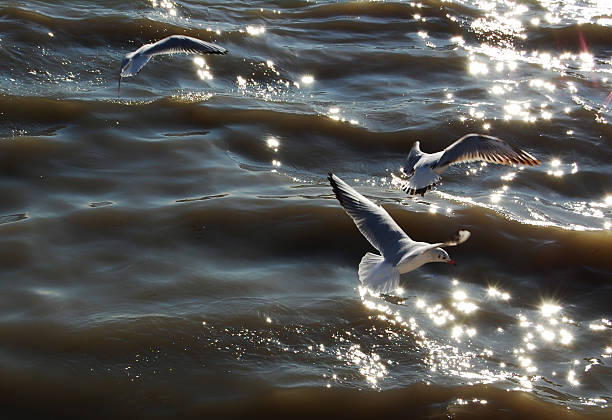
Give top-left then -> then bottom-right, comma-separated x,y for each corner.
148,0 -> 178,18
353,275 -> 610,408
439,0 -> 612,130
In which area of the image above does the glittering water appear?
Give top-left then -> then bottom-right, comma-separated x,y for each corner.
0,0 -> 611,418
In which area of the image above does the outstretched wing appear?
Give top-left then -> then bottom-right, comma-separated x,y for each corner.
144,35 -> 228,57
402,141 -> 424,174
120,53 -> 152,77
441,229 -> 470,247
119,35 -> 228,89
329,173 -> 412,259
415,229 -> 471,254
436,134 -> 540,169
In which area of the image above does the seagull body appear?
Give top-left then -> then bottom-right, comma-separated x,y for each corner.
328,173 -> 470,295
119,35 -> 228,94
401,133 -> 540,195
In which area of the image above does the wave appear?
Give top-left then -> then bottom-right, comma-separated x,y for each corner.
6,198 -> 602,276
523,23 -> 612,51
0,357 -> 610,420
1,94 -> 608,174
0,6 -> 225,48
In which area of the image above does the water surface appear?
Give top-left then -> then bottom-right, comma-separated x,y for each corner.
1,0 -> 611,418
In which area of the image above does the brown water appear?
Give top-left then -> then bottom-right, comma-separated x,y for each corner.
1,0 -> 611,418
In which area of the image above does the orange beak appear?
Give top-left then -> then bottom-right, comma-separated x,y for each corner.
448,260 -> 456,265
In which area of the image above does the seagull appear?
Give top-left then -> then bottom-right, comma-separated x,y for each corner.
328,173 -> 470,295
119,35 -> 228,95
400,133 -> 540,196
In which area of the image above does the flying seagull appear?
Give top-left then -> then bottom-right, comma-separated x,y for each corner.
400,133 -> 540,196
328,173 -> 470,295
119,35 -> 228,95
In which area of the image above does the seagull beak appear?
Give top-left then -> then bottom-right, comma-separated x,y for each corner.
447,260 -> 456,265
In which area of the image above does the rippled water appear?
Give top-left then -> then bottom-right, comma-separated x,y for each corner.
1,0 -> 611,418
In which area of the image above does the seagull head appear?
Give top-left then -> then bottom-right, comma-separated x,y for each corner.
429,248 -> 455,265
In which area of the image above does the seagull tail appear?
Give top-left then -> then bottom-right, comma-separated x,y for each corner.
358,253 -> 400,295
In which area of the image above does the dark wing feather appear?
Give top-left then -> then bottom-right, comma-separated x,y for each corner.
436,134 -> 540,168
146,35 -> 228,56
414,229 -> 471,255
442,229 -> 470,247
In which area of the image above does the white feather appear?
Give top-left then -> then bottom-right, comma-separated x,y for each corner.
329,173 -> 470,296
402,166 -> 441,194
118,35 -> 228,95
120,53 -> 152,77
358,253 -> 399,294
401,134 -> 540,195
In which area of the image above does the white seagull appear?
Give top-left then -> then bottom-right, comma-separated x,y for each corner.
329,173 -> 470,295
119,35 -> 228,95
400,133 -> 540,196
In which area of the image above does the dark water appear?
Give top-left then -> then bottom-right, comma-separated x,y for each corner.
1,0 -> 611,418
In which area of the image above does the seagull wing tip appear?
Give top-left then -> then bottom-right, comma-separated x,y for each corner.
443,229 -> 471,246
458,229 -> 471,239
